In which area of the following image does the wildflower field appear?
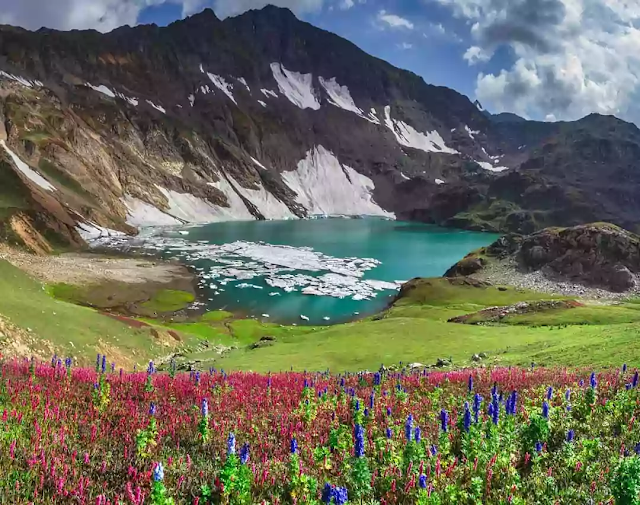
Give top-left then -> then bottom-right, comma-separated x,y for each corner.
3,357 -> 640,504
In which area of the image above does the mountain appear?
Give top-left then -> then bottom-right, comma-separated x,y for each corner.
1,6 -> 640,252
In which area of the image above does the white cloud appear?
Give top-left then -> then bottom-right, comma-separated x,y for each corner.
435,0 -> 640,124
339,0 -> 354,9
0,0 -> 211,31
377,10 -> 414,30
399,42 -> 413,49
213,0 -> 324,18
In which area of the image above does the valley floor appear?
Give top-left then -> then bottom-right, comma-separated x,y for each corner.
2,246 -> 640,372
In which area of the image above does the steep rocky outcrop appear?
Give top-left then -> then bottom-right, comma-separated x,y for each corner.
1,6 -> 640,251
448,223 -> 640,292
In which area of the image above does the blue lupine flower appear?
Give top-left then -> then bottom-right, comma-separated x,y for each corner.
509,391 -> 518,415
468,375 -> 473,392
491,383 -> 498,397
414,426 -> 422,443
546,386 -> 553,400
567,429 -> 575,443
364,408 -> 369,417
579,379 -> 584,387
405,414 -> 414,441
290,437 -> 298,455
419,474 -> 427,489
463,402 -> 472,432
386,427 -> 393,439
354,424 -> 365,457
322,483 -> 334,504
473,393 -> 483,423
440,409 -> 449,433
149,402 -> 157,416
386,407 -> 392,416
51,354 -> 57,367
227,433 -> 236,456
623,364 -> 628,372
535,441 -> 543,453
340,378 -> 345,387
634,372 -> 639,388
201,399 -> 208,418
153,463 -> 164,482
96,353 -> 101,369
542,401 -> 549,419
635,443 -> 640,455
627,383 -> 633,391
65,357 -> 72,368
147,361 -> 155,375
355,399 -> 360,411
565,389 -> 571,401
590,372 -> 597,389
93,382 -> 99,390
195,371 -> 201,385
111,363 -> 115,373
370,393 -> 375,409
334,487 -> 348,505
267,377 -> 272,388
240,443 -> 250,464
374,372 -> 381,386
430,444 -> 438,456
491,397 -> 499,425
101,355 -> 106,374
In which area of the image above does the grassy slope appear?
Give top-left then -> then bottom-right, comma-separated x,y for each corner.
4,252 -> 640,372
0,260 -> 174,366
206,279 -> 640,372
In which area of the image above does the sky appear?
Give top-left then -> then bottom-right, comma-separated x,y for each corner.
2,0 -> 640,126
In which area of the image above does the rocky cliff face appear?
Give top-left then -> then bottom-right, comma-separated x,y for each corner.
447,223 -> 640,293
1,6 -> 640,251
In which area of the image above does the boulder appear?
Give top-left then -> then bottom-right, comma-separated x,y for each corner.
444,256 -> 485,277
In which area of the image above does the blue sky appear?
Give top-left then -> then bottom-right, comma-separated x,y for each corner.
3,0 -> 640,125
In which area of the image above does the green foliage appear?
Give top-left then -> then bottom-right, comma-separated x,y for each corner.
612,457 -> 640,505
150,480 -> 175,505
141,290 -> 195,313
135,418 -> 158,459
216,454 -> 252,505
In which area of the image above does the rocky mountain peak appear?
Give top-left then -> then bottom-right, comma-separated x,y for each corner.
0,7 -> 639,253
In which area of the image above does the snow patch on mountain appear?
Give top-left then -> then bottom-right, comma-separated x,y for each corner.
146,100 -> 166,114
250,157 -> 267,170
237,77 -> 250,93
258,100 -> 267,107
229,177 -> 295,220
282,146 -> 394,218
188,94 -> 195,107
0,71 -> 41,88
85,83 -> 116,98
384,106 -> 458,155
261,89 -> 278,98
206,73 -> 237,105
157,186 -> 247,223
76,222 -> 125,241
435,178 -> 445,185
476,161 -> 510,173
270,63 -> 320,110
0,140 -> 55,191
464,125 -> 479,140
123,196 -> 182,227
319,77 -> 376,123
204,178 -> 254,221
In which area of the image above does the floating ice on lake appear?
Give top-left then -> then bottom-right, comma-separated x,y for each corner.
323,316 -> 331,321
179,231 -> 189,236
262,314 -> 270,318
300,315 -> 310,321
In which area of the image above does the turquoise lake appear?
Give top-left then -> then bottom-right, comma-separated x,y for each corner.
108,218 -> 498,325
